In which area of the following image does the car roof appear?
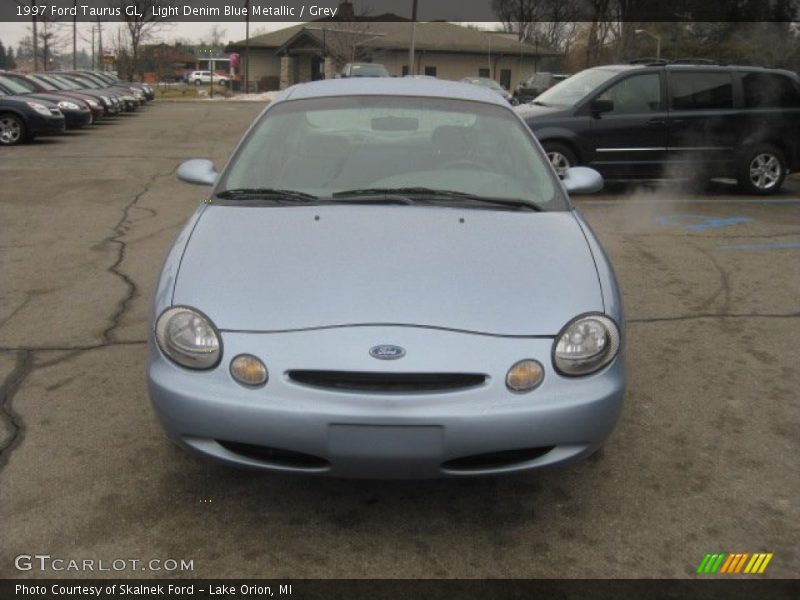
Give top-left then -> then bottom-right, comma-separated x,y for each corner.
590,63 -> 797,78
278,78 -> 508,106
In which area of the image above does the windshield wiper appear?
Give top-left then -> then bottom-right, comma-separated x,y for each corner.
332,188 -> 542,211
530,100 -> 548,106
215,188 -> 319,202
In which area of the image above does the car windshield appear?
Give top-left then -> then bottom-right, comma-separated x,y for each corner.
465,78 -> 503,91
46,75 -> 82,90
218,95 -> 564,210
28,75 -> 58,91
534,68 -> 618,106
0,75 -> 33,95
349,64 -> 388,77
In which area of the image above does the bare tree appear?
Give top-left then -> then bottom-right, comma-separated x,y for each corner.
116,0 -> 170,80
316,22 -> 376,68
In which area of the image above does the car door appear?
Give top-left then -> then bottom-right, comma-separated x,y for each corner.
665,70 -> 739,177
587,71 -> 668,178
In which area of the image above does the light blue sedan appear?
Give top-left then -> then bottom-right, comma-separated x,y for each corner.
148,78 -> 625,478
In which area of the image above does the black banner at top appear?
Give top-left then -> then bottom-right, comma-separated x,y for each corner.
2,0 -> 800,22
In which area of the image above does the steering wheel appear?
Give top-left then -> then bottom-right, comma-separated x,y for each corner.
440,159 -> 489,171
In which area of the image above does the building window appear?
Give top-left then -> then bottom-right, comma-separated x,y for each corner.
425,66 -> 437,77
402,65 -> 409,76
478,68 -> 490,78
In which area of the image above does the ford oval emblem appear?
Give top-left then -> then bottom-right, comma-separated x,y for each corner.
369,345 -> 406,360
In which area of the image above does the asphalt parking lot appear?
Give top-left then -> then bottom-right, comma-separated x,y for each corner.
1,102 -> 798,579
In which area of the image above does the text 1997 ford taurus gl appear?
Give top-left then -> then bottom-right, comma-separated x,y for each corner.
147,78 -> 625,479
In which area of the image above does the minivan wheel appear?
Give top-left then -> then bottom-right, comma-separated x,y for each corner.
0,114 -> 26,146
543,142 -> 576,178
738,145 -> 786,195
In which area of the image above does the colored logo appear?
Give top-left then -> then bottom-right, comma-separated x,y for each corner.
696,552 -> 773,574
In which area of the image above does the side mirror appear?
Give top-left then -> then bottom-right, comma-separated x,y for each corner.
590,99 -> 614,115
562,166 -> 603,195
176,159 -> 218,186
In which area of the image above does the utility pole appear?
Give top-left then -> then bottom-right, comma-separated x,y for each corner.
91,27 -> 95,70
97,18 -> 103,72
32,0 -> 39,71
244,0 -> 250,93
72,0 -> 77,69
407,0 -> 418,75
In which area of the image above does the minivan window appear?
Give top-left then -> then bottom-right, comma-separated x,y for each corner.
534,68 -> 617,107
742,72 -> 800,108
670,72 -> 733,110
597,73 -> 661,113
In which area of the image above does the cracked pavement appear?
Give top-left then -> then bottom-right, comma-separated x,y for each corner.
1,103 -> 798,579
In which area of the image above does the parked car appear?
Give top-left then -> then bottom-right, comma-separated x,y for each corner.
54,73 -> 136,112
33,73 -> 121,116
514,72 -> 570,104
339,62 -> 390,78
0,87 -> 65,145
80,70 -> 154,101
461,77 -> 515,104
187,70 -> 229,86
515,61 -> 800,194
149,78 -> 624,479
0,72 -> 93,128
21,73 -> 105,122
63,71 -> 145,108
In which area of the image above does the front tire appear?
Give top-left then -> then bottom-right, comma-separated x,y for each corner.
0,114 -> 26,146
738,144 -> 786,195
542,142 -> 577,178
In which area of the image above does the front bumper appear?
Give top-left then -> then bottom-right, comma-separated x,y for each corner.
63,108 -> 93,128
29,112 -> 66,136
148,326 -> 625,479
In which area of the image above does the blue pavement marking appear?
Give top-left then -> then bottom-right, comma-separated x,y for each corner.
719,242 -> 800,250
578,198 -> 800,205
656,214 -> 754,231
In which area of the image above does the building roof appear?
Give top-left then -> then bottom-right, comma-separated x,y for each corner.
228,22 -> 559,57
275,77 -> 510,106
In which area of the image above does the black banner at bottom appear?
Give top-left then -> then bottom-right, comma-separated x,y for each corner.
2,579 -> 799,600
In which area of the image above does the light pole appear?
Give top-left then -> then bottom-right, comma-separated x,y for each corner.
407,0 -> 418,76
635,29 -> 661,61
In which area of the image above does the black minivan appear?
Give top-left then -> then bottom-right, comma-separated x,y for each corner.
515,62 -> 800,194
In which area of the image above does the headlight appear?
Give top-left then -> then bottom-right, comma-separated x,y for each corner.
26,102 -> 52,116
100,95 -> 110,106
57,100 -> 80,110
155,306 -> 221,369
553,314 -> 620,376
85,99 -> 99,108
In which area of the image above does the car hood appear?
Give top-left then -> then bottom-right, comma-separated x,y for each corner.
173,205 -> 603,336
514,103 -> 574,120
28,92 -> 86,107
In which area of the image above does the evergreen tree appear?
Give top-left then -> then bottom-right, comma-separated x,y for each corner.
0,41 -> 7,69
6,47 -> 16,69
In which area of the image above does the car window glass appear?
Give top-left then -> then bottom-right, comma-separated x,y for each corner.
742,72 -> 800,108
598,73 -> 661,113
670,71 -> 733,110
535,68 -> 617,107
0,76 -> 34,94
220,96 -> 562,209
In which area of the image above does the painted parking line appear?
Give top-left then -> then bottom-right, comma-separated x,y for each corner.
578,198 -> 800,206
656,214 -> 754,231
719,242 -> 800,250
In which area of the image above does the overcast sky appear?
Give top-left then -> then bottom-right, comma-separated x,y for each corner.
0,21 -> 497,55
0,21 -> 288,54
